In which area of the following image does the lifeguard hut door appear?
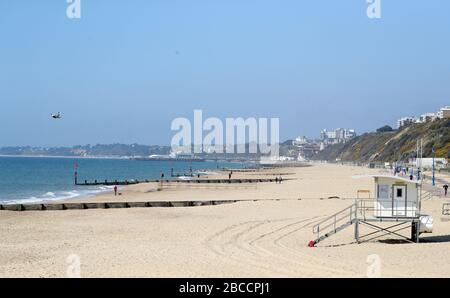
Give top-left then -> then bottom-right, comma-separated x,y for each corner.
393,185 -> 407,217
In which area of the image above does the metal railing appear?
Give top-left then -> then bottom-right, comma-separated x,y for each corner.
357,199 -> 418,219
443,203 -> 450,216
312,203 -> 357,241
423,189 -> 442,200
312,198 -> 421,243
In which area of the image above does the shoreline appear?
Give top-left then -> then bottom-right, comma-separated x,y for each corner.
0,185 -> 116,206
0,158 -> 241,205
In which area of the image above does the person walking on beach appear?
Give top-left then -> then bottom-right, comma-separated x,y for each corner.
228,172 -> 232,181
278,175 -> 283,184
114,185 -> 118,196
444,184 -> 449,197
275,177 -> 279,184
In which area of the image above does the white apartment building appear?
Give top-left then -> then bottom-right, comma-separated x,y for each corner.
398,105 -> 449,128
397,117 -> 416,128
438,106 -> 450,119
418,112 -> 439,123
320,128 -> 356,144
292,136 -> 308,146
408,158 -> 448,169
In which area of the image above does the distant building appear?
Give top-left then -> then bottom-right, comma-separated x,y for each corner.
397,117 -> 416,129
345,129 -> 357,139
292,136 -> 308,146
320,128 -> 356,145
292,136 -> 321,160
398,105 -> 449,128
418,112 -> 438,123
438,106 -> 450,119
408,158 -> 448,169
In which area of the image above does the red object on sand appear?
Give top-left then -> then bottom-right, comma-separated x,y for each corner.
308,240 -> 316,247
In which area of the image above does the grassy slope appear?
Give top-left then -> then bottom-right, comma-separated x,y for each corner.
313,118 -> 450,162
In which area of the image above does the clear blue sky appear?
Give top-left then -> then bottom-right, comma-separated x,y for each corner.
1,0 -> 449,146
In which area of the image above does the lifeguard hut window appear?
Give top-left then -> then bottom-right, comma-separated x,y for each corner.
378,184 -> 390,199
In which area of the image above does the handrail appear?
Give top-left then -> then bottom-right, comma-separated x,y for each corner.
312,197 -> 423,245
357,199 -> 418,219
312,203 -> 357,240
423,189 -> 442,200
443,203 -> 450,216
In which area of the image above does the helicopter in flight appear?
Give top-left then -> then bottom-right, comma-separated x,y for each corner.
51,112 -> 62,119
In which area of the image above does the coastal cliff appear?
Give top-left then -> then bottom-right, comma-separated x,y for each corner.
313,118 -> 450,163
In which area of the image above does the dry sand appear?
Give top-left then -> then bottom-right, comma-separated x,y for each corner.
1,164 -> 450,277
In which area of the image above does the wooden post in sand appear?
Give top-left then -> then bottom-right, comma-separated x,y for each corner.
74,162 -> 79,185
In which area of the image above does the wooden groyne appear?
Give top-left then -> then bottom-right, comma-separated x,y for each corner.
76,179 -> 148,186
75,178 -> 294,186
0,199 -> 242,212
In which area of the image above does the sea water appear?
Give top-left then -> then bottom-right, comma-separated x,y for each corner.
0,156 -> 243,204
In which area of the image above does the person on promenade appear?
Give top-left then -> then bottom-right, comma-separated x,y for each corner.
444,184 -> 449,197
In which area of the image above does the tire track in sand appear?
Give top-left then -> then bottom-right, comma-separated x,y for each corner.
204,216 -> 355,276
204,218 -> 312,276
249,216 -> 359,276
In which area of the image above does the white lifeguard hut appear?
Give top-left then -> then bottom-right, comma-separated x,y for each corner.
370,175 -> 421,218
309,174 -> 431,247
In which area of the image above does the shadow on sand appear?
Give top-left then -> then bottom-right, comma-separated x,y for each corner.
321,235 -> 450,247
420,235 -> 450,243
377,235 -> 450,244
378,239 -> 411,245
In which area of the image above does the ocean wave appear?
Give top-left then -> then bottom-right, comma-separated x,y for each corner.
1,186 -> 111,205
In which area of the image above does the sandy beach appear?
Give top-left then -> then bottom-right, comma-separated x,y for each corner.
1,163 -> 450,277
